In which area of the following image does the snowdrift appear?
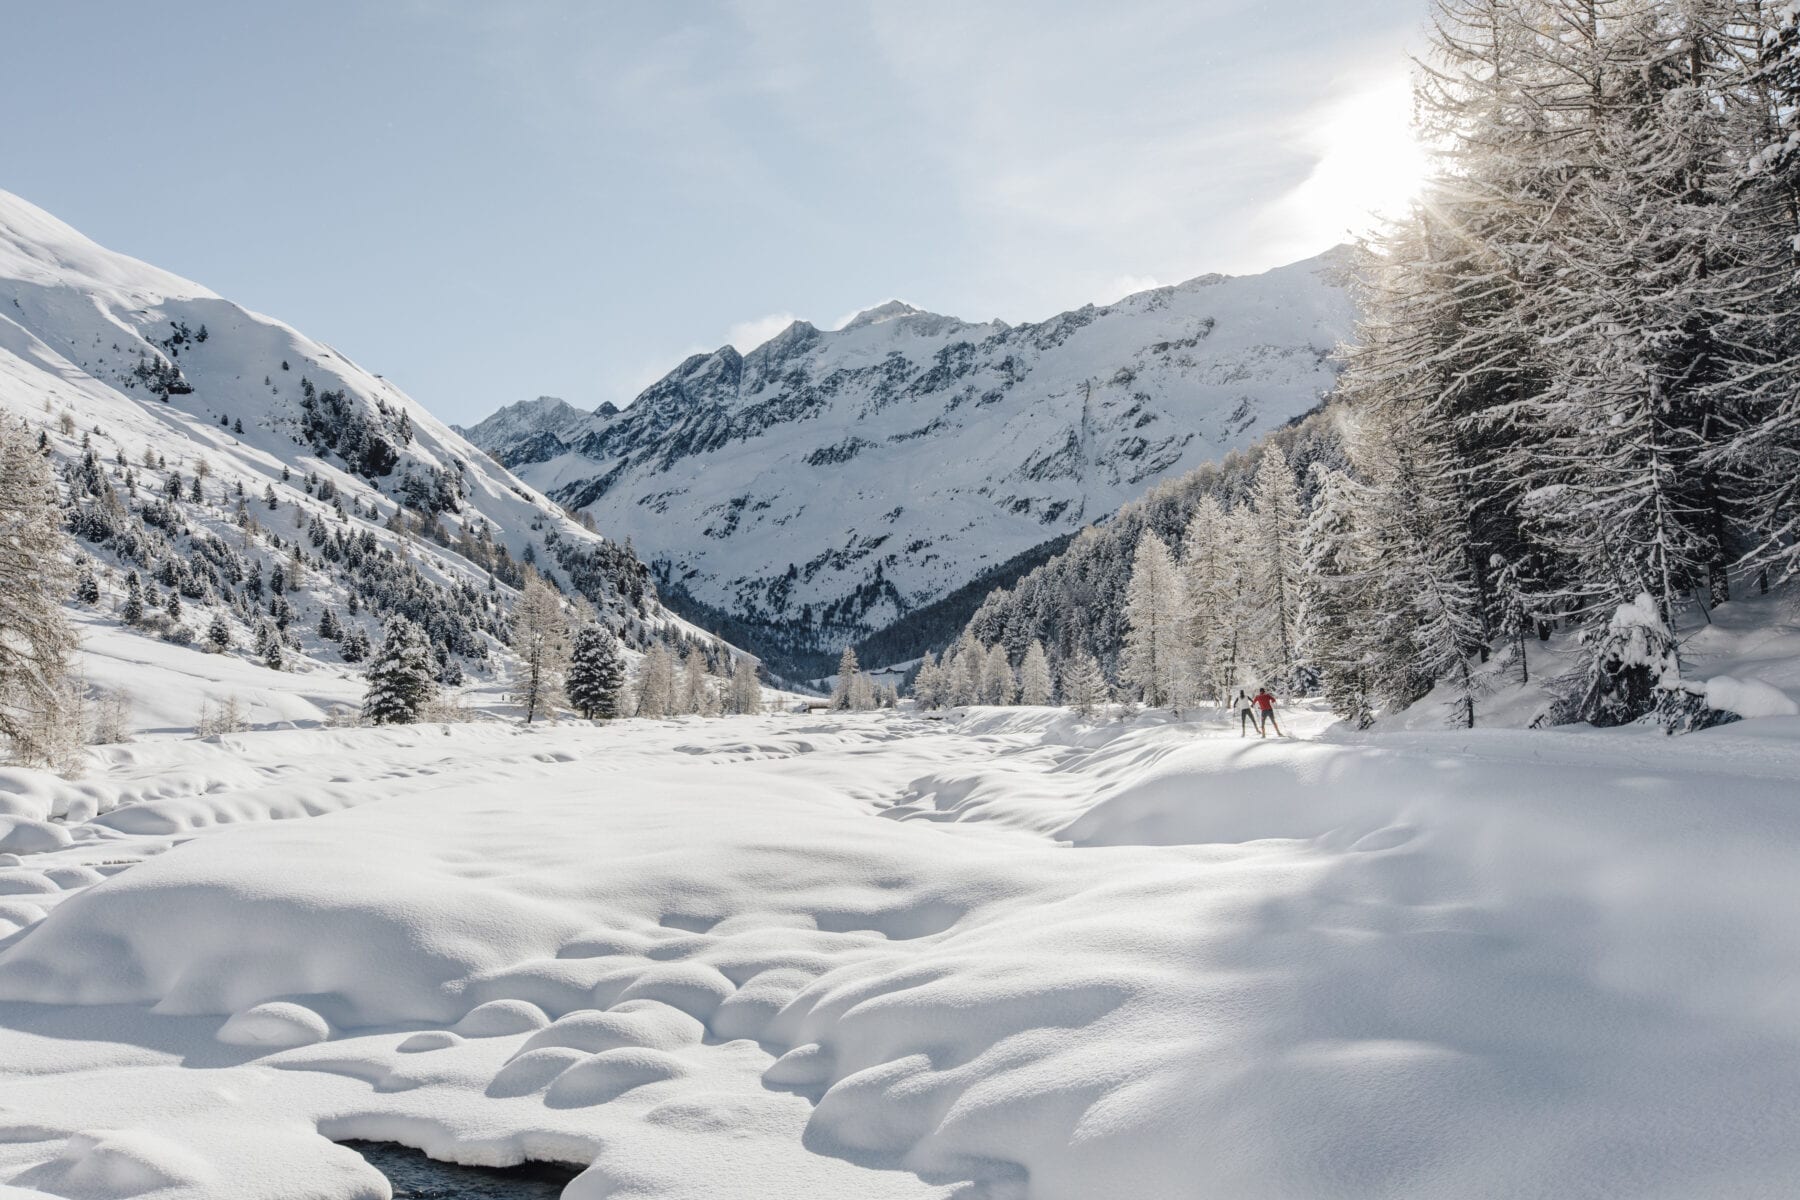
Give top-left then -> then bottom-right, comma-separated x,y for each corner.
2,707 -> 1798,1198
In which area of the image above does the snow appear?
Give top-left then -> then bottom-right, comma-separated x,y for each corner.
465,251 -> 1356,654
1705,675 -> 1799,719
1,695 -> 1798,1198
0,187 -> 725,699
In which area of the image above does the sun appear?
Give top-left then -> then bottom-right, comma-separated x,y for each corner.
1278,75 -> 1432,249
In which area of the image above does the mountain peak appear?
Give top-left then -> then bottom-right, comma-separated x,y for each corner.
842,300 -> 927,331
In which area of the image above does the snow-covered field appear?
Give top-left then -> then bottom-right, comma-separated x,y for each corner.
3,698 -> 1798,1199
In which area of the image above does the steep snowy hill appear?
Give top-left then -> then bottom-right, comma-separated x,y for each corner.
466,253 -> 1355,673
0,189 -> 722,697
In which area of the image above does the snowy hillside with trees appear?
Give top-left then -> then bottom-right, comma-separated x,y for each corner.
0,189 -> 756,752
462,253 -> 1354,677
952,0 -> 1800,738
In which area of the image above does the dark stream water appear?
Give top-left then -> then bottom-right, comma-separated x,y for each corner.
343,1142 -> 582,1199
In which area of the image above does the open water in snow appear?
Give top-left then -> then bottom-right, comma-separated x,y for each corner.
343,1142 -> 581,1199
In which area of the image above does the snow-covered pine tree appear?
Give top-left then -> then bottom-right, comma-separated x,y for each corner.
1577,592 -> 1680,727
728,655 -> 762,715
1018,640 -> 1053,706
566,624 -> 627,719
511,571 -> 569,723
0,420 -> 79,767
831,647 -> 860,710
261,623 -> 284,671
362,617 -> 438,725
121,571 -> 144,624
206,612 -> 231,653
911,651 -> 943,709
340,626 -> 371,664
981,642 -> 1017,705
1122,532 -> 1186,709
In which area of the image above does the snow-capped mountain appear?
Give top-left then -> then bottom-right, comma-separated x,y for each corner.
0,189 -> 720,690
466,252 -> 1355,671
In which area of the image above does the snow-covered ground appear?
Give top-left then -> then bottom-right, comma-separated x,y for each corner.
3,692 -> 1798,1199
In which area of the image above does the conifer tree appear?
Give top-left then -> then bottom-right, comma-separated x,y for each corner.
635,642 -> 677,718
362,617 -> 437,724
1018,640 -> 1054,706
981,643 -> 1017,705
207,612 -> 232,653
911,651 -> 944,709
261,623 -> 284,671
948,636 -> 983,707
1180,495 -> 1234,705
728,655 -> 762,715
1061,652 -> 1108,718
681,645 -> 716,715
511,572 -> 569,723
0,421 -> 78,766
1248,447 -> 1306,683
1122,532 -> 1186,709
831,647 -> 860,710
565,624 -> 627,719
121,572 -> 144,624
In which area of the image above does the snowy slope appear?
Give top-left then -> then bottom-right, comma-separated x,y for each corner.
2,688 -> 1798,1198
0,189 -> 721,695
465,253 -> 1354,666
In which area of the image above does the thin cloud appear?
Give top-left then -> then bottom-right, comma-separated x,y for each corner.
727,312 -> 801,352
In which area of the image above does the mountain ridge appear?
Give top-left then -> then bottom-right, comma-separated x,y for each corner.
467,249 -> 1357,675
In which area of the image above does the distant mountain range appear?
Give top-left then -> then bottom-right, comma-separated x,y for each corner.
463,251 -> 1356,676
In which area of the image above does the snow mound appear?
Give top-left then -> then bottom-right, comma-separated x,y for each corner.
1,710 -> 1798,1198
14,1128 -> 217,1198
217,1001 -> 332,1047
1705,674 -> 1799,719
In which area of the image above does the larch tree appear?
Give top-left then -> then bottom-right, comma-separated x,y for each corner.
0,421 -> 78,767
831,647 -> 861,710
511,572 -> 569,723
1061,651 -> 1108,718
681,646 -> 717,716
1018,640 -> 1054,706
1248,447 -> 1306,683
911,651 -> 944,709
1122,532 -> 1186,709
635,642 -> 678,718
1179,494 -> 1234,704
728,655 -> 762,715
981,642 -> 1017,705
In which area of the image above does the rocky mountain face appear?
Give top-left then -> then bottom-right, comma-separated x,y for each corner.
0,189 -> 720,688
466,250 -> 1357,677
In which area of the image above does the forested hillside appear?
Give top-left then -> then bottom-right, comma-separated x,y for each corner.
946,0 -> 1800,732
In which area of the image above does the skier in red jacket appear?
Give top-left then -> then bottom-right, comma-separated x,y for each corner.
1252,687 -> 1283,737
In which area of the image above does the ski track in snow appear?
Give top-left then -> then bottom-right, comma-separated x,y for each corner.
2,707 -> 1799,1199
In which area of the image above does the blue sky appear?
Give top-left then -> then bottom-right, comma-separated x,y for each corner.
4,0 -> 1426,423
